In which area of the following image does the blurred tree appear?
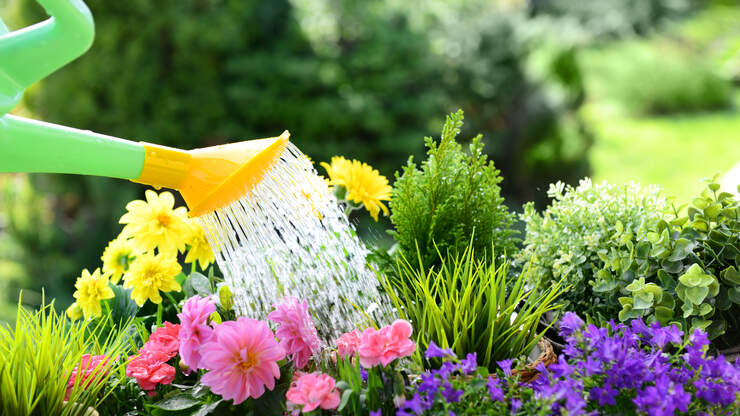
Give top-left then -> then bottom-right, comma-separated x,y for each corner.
4,0 -> 596,304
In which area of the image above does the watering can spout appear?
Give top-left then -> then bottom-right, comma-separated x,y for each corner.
0,0 -> 94,115
134,132 -> 291,217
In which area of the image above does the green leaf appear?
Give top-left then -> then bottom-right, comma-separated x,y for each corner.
149,394 -> 199,411
669,216 -> 688,227
684,286 -> 709,305
183,272 -> 212,297
657,270 -> 677,292
191,401 -> 223,416
704,203 -> 721,220
667,238 -> 695,262
618,297 -> 633,307
698,303 -> 713,316
678,264 -> 713,288
338,389 -> 354,411
661,260 -> 683,274
625,277 -> 646,292
632,292 -> 654,310
109,283 -> 139,325
654,306 -> 674,324
720,266 -> 740,286
729,287 -> 740,305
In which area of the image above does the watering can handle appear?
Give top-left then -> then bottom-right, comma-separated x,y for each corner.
0,0 -> 94,115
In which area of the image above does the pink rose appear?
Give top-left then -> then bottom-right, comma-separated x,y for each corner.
66,354 -> 110,400
285,372 -> 341,413
336,329 -> 362,359
126,348 -> 176,391
147,322 -> 180,358
358,320 -> 416,368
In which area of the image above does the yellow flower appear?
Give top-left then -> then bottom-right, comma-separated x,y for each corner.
123,252 -> 182,306
101,236 -> 139,283
66,302 -> 83,321
321,156 -> 392,221
184,223 -> 215,270
73,268 -> 115,320
119,190 -> 192,255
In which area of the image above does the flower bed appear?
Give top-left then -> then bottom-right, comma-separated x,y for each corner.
2,111 -> 739,415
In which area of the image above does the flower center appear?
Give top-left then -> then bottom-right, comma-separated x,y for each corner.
156,213 -> 172,228
238,352 -> 258,372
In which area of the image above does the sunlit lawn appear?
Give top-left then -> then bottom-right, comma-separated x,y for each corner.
586,101 -> 740,204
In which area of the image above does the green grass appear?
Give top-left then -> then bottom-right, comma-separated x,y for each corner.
586,101 -> 740,204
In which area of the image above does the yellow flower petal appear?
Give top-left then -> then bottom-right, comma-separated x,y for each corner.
119,190 -> 193,255
322,157 -> 392,221
123,252 -> 182,307
72,268 -> 114,320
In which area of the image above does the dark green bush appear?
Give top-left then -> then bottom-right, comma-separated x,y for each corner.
390,110 -> 518,272
4,0 -> 591,304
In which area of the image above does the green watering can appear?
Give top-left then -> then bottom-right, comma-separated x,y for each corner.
0,0 -> 290,217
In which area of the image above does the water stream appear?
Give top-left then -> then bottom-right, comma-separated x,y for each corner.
197,142 -> 393,340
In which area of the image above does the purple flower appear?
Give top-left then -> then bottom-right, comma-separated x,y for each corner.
418,371 -> 441,395
361,368 -> 369,382
487,376 -> 504,401
559,312 -> 585,337
460,353 -> 477,374
511,398 -> 522,412
370,411 -> 381,416
440,382 -> 464,403
589,383 -> 617,406
425,341 -> 455,359
496,359 -> 513,377
399,393 -> 431,414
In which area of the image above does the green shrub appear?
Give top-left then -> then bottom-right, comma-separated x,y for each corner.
613,179 -> 740,343
518,178 -> 668,321
382,240 -> 564,371
585,41 -> 733,115
390,110 -> 519,272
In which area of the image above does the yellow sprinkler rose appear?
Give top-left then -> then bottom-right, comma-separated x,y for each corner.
184,223 -> 215,270
73,268 -> 115,320
119,190 -> 192,255
123,252 -> 182,306
321,156 -> 392,221
101,236 -> 139,283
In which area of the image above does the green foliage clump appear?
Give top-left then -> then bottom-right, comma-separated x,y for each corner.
586,41 -> 733,115
390,110 -> 518,272
613,179 -> 740,342
518,178 -> 668,321
383,240 -> 564,371
0,297 -> 129,416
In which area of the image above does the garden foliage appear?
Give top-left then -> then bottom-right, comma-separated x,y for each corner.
611,180 -> 740,342
518,178 -> 668,321
383,239 -> 564,371
390,110 -> 518,272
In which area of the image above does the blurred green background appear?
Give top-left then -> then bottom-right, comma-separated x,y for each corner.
0,0 -> 738,322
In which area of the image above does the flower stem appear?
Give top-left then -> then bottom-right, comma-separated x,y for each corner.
156,302 -> 163,327
164,292 -> 181,313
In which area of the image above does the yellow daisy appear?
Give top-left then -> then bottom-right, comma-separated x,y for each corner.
184,223 -> 215,270
321,156 -> 392,221
73,268 -> 115,320
101,236 -> 139,283
119,190 -> 192,255
123,252 -> 182,306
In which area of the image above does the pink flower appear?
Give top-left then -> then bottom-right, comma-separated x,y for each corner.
267,297 -> 321,369
178,295 -> 216,370
147,322 -> 180,358
336,329 -> 362,359
200,317 -> 285,404
358,319 -> 416,368
66,354 -> 110,400
285,372 -> 341,413
126,348 -> 176,391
